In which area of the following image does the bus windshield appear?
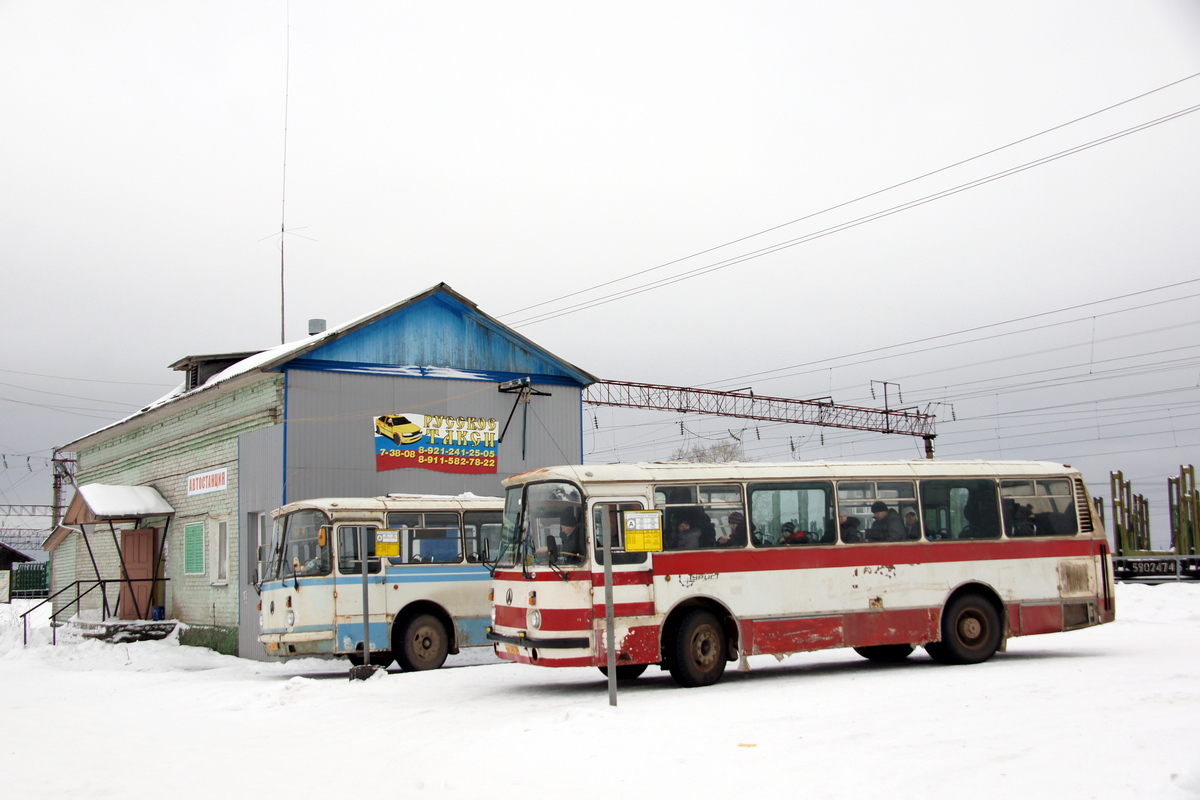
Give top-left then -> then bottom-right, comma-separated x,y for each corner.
268,509 -> 332,580
495,481 -> 585,568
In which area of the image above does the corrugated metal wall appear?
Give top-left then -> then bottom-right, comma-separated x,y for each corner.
282,369 -> 582,501
236,423 -> 283,658
233,368 -> 582,661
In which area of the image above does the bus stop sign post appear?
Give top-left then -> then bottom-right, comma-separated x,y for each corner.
603,517 -> 617,707
350,525 -> 377,681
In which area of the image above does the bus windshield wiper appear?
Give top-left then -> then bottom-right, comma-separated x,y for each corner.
545,538 -> 569,582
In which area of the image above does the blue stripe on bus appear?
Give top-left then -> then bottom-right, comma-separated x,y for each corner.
334,621 -> 392,652
261,624 -> 331,635
456,616 -> 491,647
261,568 -> 491,591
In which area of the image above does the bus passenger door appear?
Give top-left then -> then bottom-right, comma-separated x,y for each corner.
332,525 -> 388,659
590,501 -> 658,665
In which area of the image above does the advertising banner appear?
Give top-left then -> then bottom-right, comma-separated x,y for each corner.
374,413 -> 499,474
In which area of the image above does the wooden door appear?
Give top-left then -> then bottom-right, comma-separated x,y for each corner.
119,528 -> 158,620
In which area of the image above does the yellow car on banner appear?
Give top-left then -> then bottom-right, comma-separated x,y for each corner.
375,414 -> 424,445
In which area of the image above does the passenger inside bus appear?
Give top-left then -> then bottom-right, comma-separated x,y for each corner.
865,501 -> 906,541
904,510 -> 921,540
839,513 -> 863,543
666,508 -> 715,550
716,511 -> 746,547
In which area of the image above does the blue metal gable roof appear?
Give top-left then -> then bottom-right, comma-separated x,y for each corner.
293,289 -> 594,386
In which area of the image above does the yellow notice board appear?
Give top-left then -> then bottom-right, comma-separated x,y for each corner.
623,510 -> 664,552
375,529 -> 400,558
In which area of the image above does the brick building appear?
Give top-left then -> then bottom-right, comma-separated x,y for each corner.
47,284 -> 594,656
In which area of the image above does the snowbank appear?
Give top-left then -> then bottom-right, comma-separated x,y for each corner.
2,585 -> 1199,799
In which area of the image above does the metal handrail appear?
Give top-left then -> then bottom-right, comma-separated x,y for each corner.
20,578 -> 169,646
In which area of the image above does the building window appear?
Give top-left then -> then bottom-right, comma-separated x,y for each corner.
184,522 -> 205,575
213,519 -> 228,584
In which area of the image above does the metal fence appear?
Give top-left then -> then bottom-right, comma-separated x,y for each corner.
11,562 -> 49,598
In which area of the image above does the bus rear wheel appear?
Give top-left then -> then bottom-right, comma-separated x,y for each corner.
929,594 -> 1001,665
599,664 -> 648,681
396,613 -> 449,671
853,644 -> 914,662
668,609 -> 727,688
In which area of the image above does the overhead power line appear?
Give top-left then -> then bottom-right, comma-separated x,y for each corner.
508,101 -> 1200,328
499,72 -> 1200,323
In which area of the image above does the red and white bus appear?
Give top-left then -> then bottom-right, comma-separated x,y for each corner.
486,460 -> 1115,687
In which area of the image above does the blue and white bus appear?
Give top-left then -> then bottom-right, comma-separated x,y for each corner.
258,494 -> 503,670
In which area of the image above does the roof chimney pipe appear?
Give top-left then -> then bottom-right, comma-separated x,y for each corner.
308,318 -> 327,336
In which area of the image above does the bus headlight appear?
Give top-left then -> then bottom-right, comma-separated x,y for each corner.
490,605 -> 496,624
286,611 -> 295,628
528,608 -> 542,630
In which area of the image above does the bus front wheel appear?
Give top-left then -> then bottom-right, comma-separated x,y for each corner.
668,609 -> 727,688
928,594 -> 1001,665
396,613 -> 449,671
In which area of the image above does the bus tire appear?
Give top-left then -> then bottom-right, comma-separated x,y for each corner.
599,664 -> 648,681
933,593 -> 1001,665
668,609 -> 727,688
396,613 -> 449,671
853,644 -> 914,662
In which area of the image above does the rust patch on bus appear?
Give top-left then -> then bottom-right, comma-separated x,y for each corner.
594,624 -> 660,664
748,616 -> 845,655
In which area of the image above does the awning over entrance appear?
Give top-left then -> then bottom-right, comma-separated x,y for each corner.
64,484 -> 175,524
44,484 -> 175,553
43,484 -> 176,622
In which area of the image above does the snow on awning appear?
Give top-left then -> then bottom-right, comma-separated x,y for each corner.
63,484 -> 175,525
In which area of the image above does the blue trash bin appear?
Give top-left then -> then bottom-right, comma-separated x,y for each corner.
151,606 -> 165,621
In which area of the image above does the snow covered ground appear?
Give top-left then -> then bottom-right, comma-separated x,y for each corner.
3,583 -> 1198,799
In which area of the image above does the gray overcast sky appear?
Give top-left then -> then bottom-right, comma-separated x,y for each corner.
2,2 -> 1198,545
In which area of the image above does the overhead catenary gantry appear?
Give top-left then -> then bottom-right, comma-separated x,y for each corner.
583,379 -> 938,458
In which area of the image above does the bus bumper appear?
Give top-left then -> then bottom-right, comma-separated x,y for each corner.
259,630 -> 335,644
486,628 -> 590,649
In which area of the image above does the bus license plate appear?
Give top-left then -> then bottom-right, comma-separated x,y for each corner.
504,645 -> 519,655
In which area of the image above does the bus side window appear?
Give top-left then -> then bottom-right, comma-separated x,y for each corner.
748,482 -> 834,547
386,513 -> 420,564
1000,479 -> 1078,537
920,479 -> 1001,541
420,513 -> 463,563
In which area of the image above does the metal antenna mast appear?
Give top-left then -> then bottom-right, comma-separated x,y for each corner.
279,2 -> 291,344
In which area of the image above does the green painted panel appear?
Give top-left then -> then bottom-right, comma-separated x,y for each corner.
184,523 -> 205,575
